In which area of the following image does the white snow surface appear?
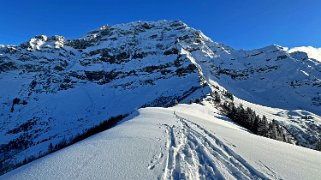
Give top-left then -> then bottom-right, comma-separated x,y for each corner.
1,20 -> 321,178
289,46 -> 321,62
2,103 -> 321,180
0,20 -> 210,168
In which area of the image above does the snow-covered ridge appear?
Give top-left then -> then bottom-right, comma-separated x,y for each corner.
0,20 -> 321,176
195,42 -> 321,115
2,105 -> 321,180
288,46 -> 321,62
0,20 -> 212,174
18,35 -> 65,50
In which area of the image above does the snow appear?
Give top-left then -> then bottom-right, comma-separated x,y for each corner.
0,20 -> 211,169
1,20 -> 321,178
187,39 -> 321,115
2,103 -> 321,180
289,46 -> 321,62
29,35 -> 47,50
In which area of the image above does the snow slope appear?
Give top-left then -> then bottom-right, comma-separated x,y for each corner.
177,34 -> 321,149
0,20 -> 211,172
185,41 -> 321,115
288,46 -> 321,62
1,20 -> 321,175
2,103 -> 321,180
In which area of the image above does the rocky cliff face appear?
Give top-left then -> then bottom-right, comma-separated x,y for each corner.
175,36 -> 321,149
0,20 -> 211,171
0,20 -> 321,174
200,44 -> 321,114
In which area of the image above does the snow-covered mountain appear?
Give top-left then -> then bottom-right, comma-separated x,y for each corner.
288,46 -> 321,62
1,20 -> 321,177
0,20 -> 211,173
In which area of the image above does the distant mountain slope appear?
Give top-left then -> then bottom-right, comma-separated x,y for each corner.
2,104 -> 321,180
288,46 -> 321,62
184,41 -> 321,115
169,28 -> 321,149
0,20 -> 320,175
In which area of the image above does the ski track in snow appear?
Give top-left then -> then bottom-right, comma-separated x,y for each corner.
2,107 -> 321,180
160,112 -> 274,180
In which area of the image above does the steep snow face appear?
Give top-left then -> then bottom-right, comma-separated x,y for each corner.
187,40 -> 321,115
0,20 -> 211,173
288,46 -> 321,62
1,20 -> 321,175
2,104 -> 321,180
179,38 -> 321,149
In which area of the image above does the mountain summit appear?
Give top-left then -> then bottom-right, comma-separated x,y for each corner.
1,20 -> 321,177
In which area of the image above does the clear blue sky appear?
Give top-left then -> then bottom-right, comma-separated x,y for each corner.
1,0 -> 320,49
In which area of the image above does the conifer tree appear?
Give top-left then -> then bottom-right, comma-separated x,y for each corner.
316,140 -> 321,151
257,115 -> 269,136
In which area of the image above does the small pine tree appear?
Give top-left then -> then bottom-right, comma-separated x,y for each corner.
253,115 -> 261,133
268,120 -> 279,139
225,91 -> 234,101
257,115 -> 269,136
174,99 -> 178,105
316,141 -> 321,151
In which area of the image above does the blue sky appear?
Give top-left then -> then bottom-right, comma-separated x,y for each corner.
0,0 -> 320,49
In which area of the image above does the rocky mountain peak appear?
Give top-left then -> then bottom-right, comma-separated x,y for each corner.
18,35 -> 66,51
0,20 -> 320,175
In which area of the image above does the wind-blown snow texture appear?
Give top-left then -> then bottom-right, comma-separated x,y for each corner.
1,20 -> 321,178
2,104 -> 321,180
288,46 -> 321,62
0,21 -> 211,171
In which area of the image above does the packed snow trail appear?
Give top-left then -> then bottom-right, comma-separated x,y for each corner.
162,112 -> 270,180
2,105 -> 321,180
